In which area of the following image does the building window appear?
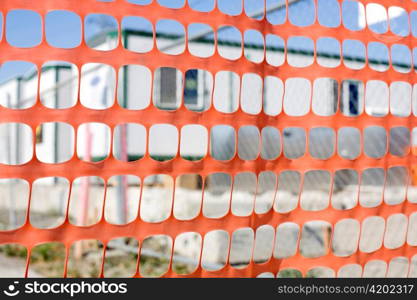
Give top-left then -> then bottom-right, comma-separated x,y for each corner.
332,80 -> 339,114
153,67 -> 181,110
155,68 -> 208,111
341,80 -> 361,116
184,69 -> 210,112
159,67 -> 178,107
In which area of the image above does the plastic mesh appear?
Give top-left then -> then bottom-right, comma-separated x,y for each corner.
0,0 -> 417,278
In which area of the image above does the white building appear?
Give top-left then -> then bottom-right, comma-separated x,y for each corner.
0,2 -> 414,271
0,28 -> 387,166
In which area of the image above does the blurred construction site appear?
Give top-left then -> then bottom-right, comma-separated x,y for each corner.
0,0 -> 417,278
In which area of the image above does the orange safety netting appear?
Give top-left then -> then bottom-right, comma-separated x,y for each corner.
0,0 -> 417,278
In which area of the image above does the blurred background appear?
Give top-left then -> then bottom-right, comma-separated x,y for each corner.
0,0 -> 416,278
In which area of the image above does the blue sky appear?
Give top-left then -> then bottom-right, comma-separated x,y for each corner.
1,0 -> 411,84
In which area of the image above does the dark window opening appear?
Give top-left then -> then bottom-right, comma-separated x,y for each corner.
348,82 -> 359,116
184,69 -> 198,106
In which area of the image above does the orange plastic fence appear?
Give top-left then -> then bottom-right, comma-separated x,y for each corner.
0,0 -> 417,278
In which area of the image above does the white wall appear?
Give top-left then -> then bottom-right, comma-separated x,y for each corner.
0,33 -> 366,164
